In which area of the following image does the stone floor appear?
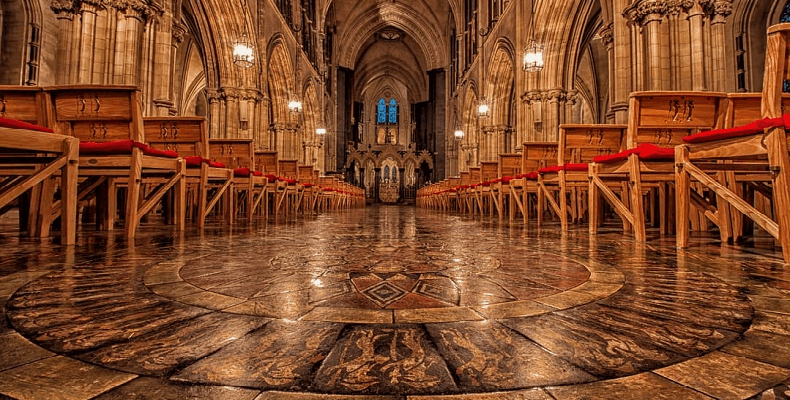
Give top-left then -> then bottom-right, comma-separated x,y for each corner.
1,205 -> 790,399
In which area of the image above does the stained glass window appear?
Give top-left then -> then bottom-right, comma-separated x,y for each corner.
782,0 -> 790,22
388,99 -> 398,124
377,99 -> 387,123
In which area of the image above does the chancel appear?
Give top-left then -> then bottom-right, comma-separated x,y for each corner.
3,0 -> 790,399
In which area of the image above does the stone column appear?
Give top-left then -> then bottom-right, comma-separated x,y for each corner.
153,12 -> 176,116
77,1 -> 100,84
600,23 -> 617,123
705,0 -> 732,92
51,1 -> 76,84
667,1 -> 694,90
636,0 -> 669,91
207,89 -> 223,138
687,2 -> 707,90
545,89 -> 566,142
612,0 -> 632,123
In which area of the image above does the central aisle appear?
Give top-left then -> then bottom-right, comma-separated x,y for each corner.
1,206 -> 789,399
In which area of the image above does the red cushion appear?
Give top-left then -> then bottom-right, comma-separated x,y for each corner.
538,165 -> 564,173
593,143 -> 673,164
682,116 -> 786,144
264,174 -> 278,181
208,160 -> 226,168
501,176 -> 513,183
0,116 -> 54,133
79,139 -> 145,155
252,171 -> 264,177
143,146 -> 179,158
234,167 -> 251,177
303,183 -> 314,188
593,149 -> 632,164
524,172 -> 539,180
636,143 -> 674,160
564,163 -> 589,172
185,156 -> 203,167
280,178 -> 297,184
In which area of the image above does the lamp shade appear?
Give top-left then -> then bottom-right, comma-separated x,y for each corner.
477,98 -> 490,118
233,34 -> 255,68
523,39 -> 544,73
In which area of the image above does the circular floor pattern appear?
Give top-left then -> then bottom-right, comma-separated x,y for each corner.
4,208 -> 760,397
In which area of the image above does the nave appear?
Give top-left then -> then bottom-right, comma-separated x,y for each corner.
1,206 -> 790,399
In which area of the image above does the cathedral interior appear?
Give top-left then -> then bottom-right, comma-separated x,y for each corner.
3,0 -> 790,399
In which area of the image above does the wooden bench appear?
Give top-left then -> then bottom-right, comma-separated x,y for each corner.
495,154 -> 522,221
589,91 -> 726,240
477,161 -> 500,218
208,139 -> 266,221
0,86 -> 79,243
0,87 -> 78,244
45,85 -> 186,238
297,165 -> 318,213
145,117 -> 233,228
676,23 -> 790,262
276,159 -> 300,215
538,124 -> 626,231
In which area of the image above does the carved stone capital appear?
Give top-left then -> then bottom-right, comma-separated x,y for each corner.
599,23 -> 614,49
546,89 -> 567,103
624,0 -> 668,25
665,0 -> 693,16
172,22 -> 186,44
702,0 -> 732,18
205,89 -> 223,103
51,0 -> 77,13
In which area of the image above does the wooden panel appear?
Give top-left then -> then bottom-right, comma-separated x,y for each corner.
631,92 -> 725,129
143,118 -> 205,144
278,159 -> 298,179
70,121 -> 131,142
255,151 -> 278,174
298,165 -> 313,181
469,167 -> 481,183
0,87 -> 44,124
635,127 -> 698,147
50,89 -> 133,121
522,142 -> 558,172
460,171 -> 470,185
208,139 -> 254,169
499,154 -> 522,176
480,161 -> 498,181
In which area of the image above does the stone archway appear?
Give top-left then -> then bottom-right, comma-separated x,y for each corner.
268,39 -> 296,157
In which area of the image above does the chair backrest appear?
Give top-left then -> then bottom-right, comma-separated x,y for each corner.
255,150 -> 278,175
278,159 -> 298,179
498,153 -> 522,177
298,165 -> 314,182
627,91 -> 727,149
522,142 -> 559,173
480,161 -> 498,182
469,167 -> 481,184
460,171 -> 470,186
208,139 -> 255,170
764,23 -> 790,120
0,86 -> 47,125
45,85 -> 143,143
559,124 -> 627,165
144,117 -> 208,158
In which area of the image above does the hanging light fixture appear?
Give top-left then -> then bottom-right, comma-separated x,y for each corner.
478,27 -> 491,118
289,18 -> 304,114
522,0 -> 544,73
233,0 -> 254,68
454,123 -> 464,139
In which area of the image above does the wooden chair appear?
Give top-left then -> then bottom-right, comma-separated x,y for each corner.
144,117 -> 233,228
458,171 -> 471,213
255,150 -> 279,217
589,91 -> 726,241
477,161 -> 500,217
676,23 -> 790,262
538,124 -> 626,231
297,165 -> 318,213
468,167 -> 482,215
44,85 -> 186,238
276,159 -> 300,215
507,142 -> 558,226
208,139 -> 266,221
0,87 -> 79,244
495,154 -> 522,221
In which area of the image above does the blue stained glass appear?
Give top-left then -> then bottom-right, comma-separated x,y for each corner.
782,0 -> 790,22
377,99 -> 386,123
784,80 -> 790,93
388,99 -> 397,124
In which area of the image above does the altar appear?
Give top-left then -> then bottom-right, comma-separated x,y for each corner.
379,182 -> 400,203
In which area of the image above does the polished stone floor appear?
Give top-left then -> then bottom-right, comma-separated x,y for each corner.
1,206 -> 790,399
